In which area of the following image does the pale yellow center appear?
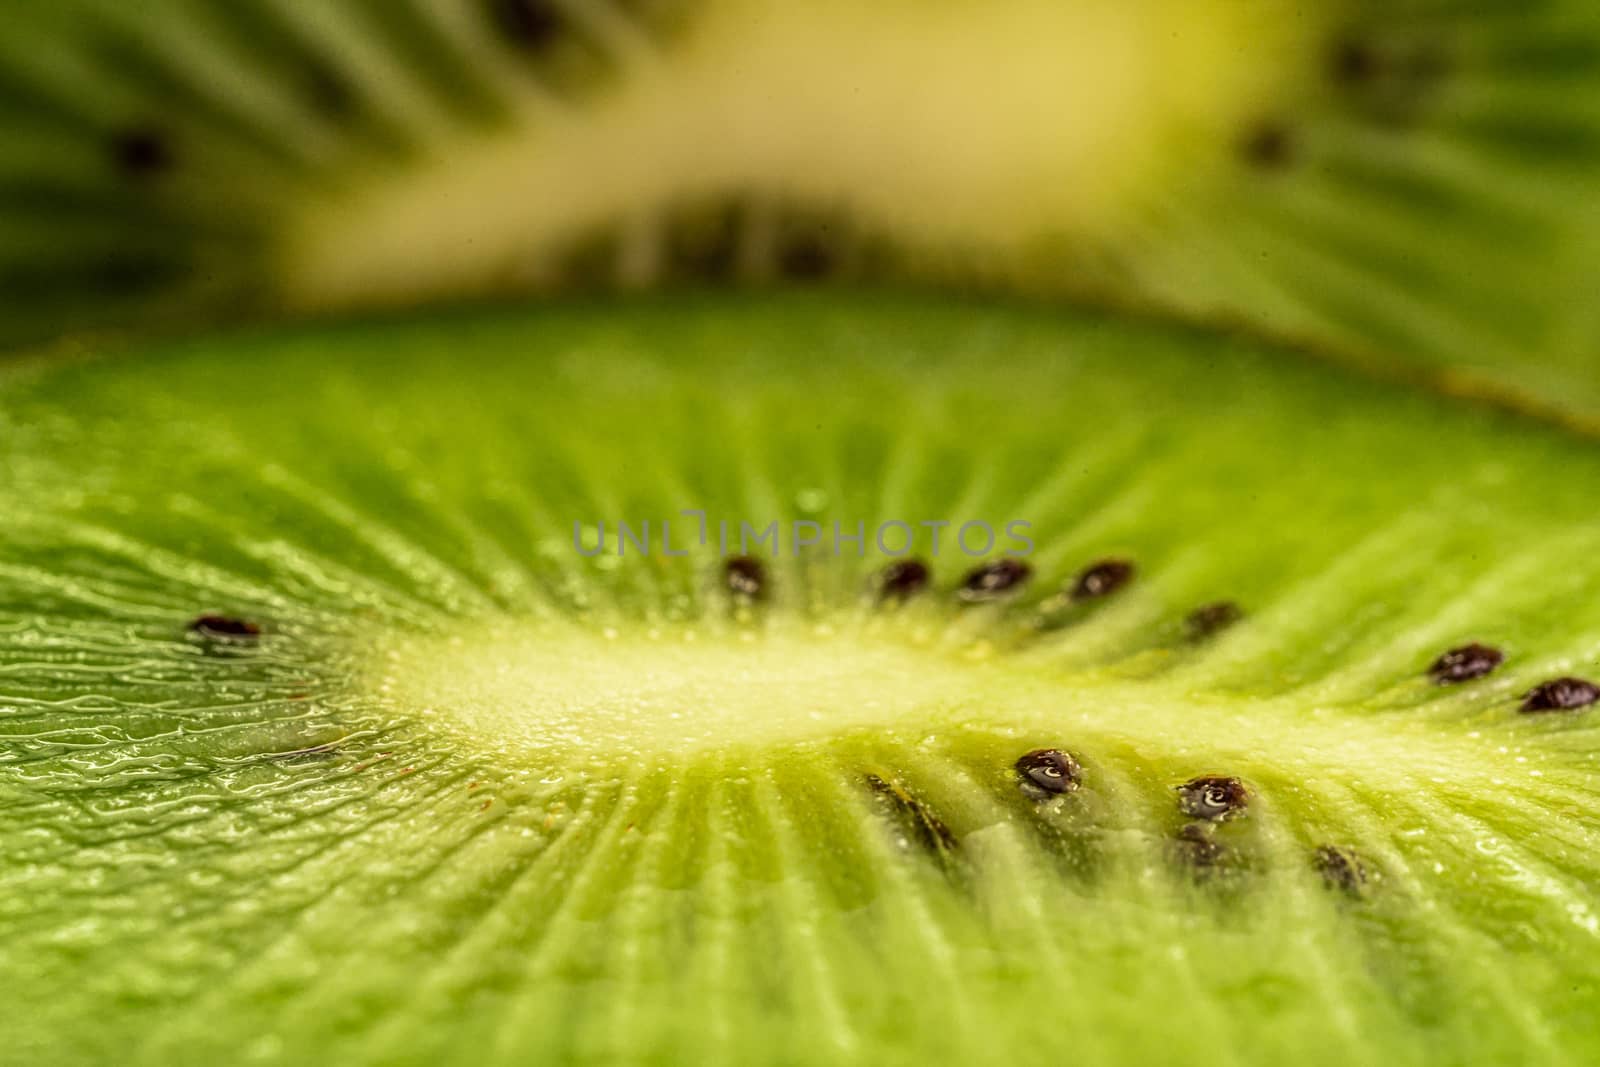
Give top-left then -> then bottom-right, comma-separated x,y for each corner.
378,625 -> 999,757
373,621 -> 1550,799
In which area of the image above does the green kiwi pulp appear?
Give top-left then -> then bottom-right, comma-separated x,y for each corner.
3,291 -> 1600,1065
3,1 -> 1600,418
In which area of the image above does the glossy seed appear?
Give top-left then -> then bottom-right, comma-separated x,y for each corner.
111,127 -> 174,177
188,614 -> 261,641
1176,775 -> 1249,821
1313,845 -> 1370,894
1014,748 -> 1082,799
1185,600 -> 1243,640
1428,642 -> 1504,684
1520,677 -> 1600,713
724,556 -> 768,599
876,558 -> 931,602
1071,558 -> 1135,601
958,558 -> 1033,603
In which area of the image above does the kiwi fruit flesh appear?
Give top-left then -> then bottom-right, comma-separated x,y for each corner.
3,290 -> 1600,1064
3,1 -> 1600,419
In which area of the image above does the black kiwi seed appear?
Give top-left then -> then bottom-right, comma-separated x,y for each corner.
876,558 -> 931,602
1428,642 -> 1504,684
957,558 -> 1033,603
1239,120 -> 1296,170
1519,677 -> 1600,713
723,556 -> 768,600
110,126 -> 174,178
1313,845 -> 1370,895
1170,823 -> 1231,871
1330,35 -> 1383,86
1014,748 -> 1082,799
1185,600 -> 1243,640
188,614 -> 262,641
1176,775 -> 1250,821
488,0 -> 564,50
866,774 -> 960,857
1070,558 -> 1136,601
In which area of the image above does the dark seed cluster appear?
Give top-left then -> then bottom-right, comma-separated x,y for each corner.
1240,22 -> 1457,174
1177,775 -> 1250,822
876,558 -> 931,602
1312,845 -> 1370,895
188,614 -> 261,641
1520,677 -> 1600,714
1170,822 -> 1233,873
1016,751 -> 1381,892
1070,558 -> 1136,601
776,222 -> 838,281
1239,120 -> 1295,170
691,559 -> 1591,733
489,0 -> 564,50
559,194 -> 866,290
1014,748 -> 1082,800
958,558 -> 1032,603
1429,642 -> 1504,684
110,126 -> 175,178
1185,600 -> 1243,641
723,556 -> 768,600
1326,30 -> 1452,119
866,774 -> 959,857
1330,36 -> 1382,86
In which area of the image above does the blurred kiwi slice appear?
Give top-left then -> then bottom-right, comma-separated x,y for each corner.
2,1 -> 1599,417
3,292 -> 1600,1064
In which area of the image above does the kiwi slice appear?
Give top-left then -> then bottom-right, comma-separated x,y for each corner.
3,2 -> 1599,417
3,291 -> 1599,1064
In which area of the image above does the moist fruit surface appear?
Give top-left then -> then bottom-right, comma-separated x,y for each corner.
2,292 -> 1599,1065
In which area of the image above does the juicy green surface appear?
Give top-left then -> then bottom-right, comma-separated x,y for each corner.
3,292 -> 1600,1065
2,1 -> 1599,420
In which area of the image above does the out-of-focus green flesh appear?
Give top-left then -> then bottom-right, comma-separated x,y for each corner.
279,0 -> 1306,306
5,1 -> 1600,419
2,292 -> 1599,1065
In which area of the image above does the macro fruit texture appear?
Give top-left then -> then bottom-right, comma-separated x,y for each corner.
4,294 -> 1600,1065
2,0 -> 1600,417
2,4 -> 1600,1067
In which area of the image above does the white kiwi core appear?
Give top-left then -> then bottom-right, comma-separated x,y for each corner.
372,619 -> 1546,796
